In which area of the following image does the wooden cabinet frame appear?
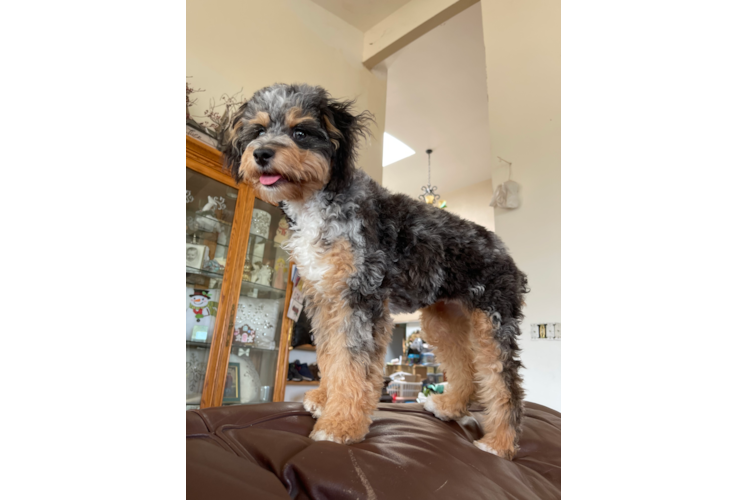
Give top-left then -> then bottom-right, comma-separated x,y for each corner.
187,136 -> 295,408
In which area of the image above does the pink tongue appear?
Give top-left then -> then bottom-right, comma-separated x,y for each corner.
259,174 -> 282,186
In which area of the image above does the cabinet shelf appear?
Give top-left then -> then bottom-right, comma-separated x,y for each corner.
186,233 -> 230,249
230,345 -> 279,353
286,381 -> 320,386
186,266 -> 288,296
239,279 -> 287,295
291,344 -> 316,351
248,231 -> 286,248
186,208 -> 233,228
187,340 -> 280,354
186,341 -> 211,348
186,266 -> 225,279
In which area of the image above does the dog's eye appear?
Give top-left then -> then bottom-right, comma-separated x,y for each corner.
258,129 -> 266,137
293,130 -> 306,140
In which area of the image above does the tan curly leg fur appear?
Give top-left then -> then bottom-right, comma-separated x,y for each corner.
309,314 -> 374,443
471,310 -> 518,459
303,381 -> 327,419
304,304 -> 390,422
421,301 -> 475,421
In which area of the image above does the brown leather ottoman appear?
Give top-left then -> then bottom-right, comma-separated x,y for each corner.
187,402 -> 560,499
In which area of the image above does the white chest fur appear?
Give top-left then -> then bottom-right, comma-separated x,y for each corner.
282,196 -> 331,284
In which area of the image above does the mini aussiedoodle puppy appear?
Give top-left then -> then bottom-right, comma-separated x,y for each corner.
220,83 -> 528,459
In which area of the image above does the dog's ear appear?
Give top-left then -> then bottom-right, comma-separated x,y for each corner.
321,98 -> 372,192
217,103 -> 248,183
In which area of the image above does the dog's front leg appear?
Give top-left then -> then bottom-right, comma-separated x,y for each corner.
302,382 -> 327,419
307,301 -> 390,444
300,237 -> 391,443
308,307 -> 373,444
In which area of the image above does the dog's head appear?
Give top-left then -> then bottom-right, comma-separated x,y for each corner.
220,83 -> 371,204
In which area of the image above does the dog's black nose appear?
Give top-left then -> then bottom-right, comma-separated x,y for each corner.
253,148 -> 275,166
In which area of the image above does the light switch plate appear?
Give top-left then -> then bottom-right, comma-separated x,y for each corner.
546,323 -> 555,338
530,323 -> 561,341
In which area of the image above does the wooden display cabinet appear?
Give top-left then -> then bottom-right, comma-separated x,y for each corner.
186,136 -> 295,409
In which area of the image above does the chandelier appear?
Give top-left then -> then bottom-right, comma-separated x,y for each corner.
418,149 -> 445,207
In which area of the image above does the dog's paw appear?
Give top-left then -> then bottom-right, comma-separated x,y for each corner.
423,394 -> 467,422
423,395 -> 447,420
309,416 -> 370,445
473,438 -> 517,460
303,398 -> 324,419
303,388 -> 326,419
309,428 -> 343,444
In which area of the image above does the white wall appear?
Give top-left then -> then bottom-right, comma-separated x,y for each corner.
405,322 -> 422,338
481,0 -> 561,411
442,179 -> 494,230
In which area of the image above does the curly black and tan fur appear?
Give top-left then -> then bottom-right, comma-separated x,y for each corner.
220,83 -> 528,459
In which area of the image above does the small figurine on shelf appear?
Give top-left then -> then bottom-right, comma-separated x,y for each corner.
234,324 -> 256,345
216,229 -> 229,261
196,196 -> 225,233
249,261 -> 262,282
204,260 -> 225,273
272,257 -> 287,289
256,262 -> 274,286
242,262 -> 253,281
406,331 -> 423,365
274,218 -> 290,244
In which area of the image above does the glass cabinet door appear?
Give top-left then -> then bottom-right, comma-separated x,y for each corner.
222,198 -> 291,406
186,167 -> 238,409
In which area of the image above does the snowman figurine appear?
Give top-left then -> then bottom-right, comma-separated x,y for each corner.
186,289 -> 218,342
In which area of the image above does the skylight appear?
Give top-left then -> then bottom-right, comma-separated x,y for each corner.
382,132 -> 415,167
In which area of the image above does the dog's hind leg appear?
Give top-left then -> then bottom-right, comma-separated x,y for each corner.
421,301 -> 475,421
470,309 -> 525,459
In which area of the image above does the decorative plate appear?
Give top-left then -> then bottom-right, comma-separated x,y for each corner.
250,209 -> 271,239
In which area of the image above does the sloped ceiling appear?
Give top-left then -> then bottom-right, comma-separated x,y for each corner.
307,0 -> 412,31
